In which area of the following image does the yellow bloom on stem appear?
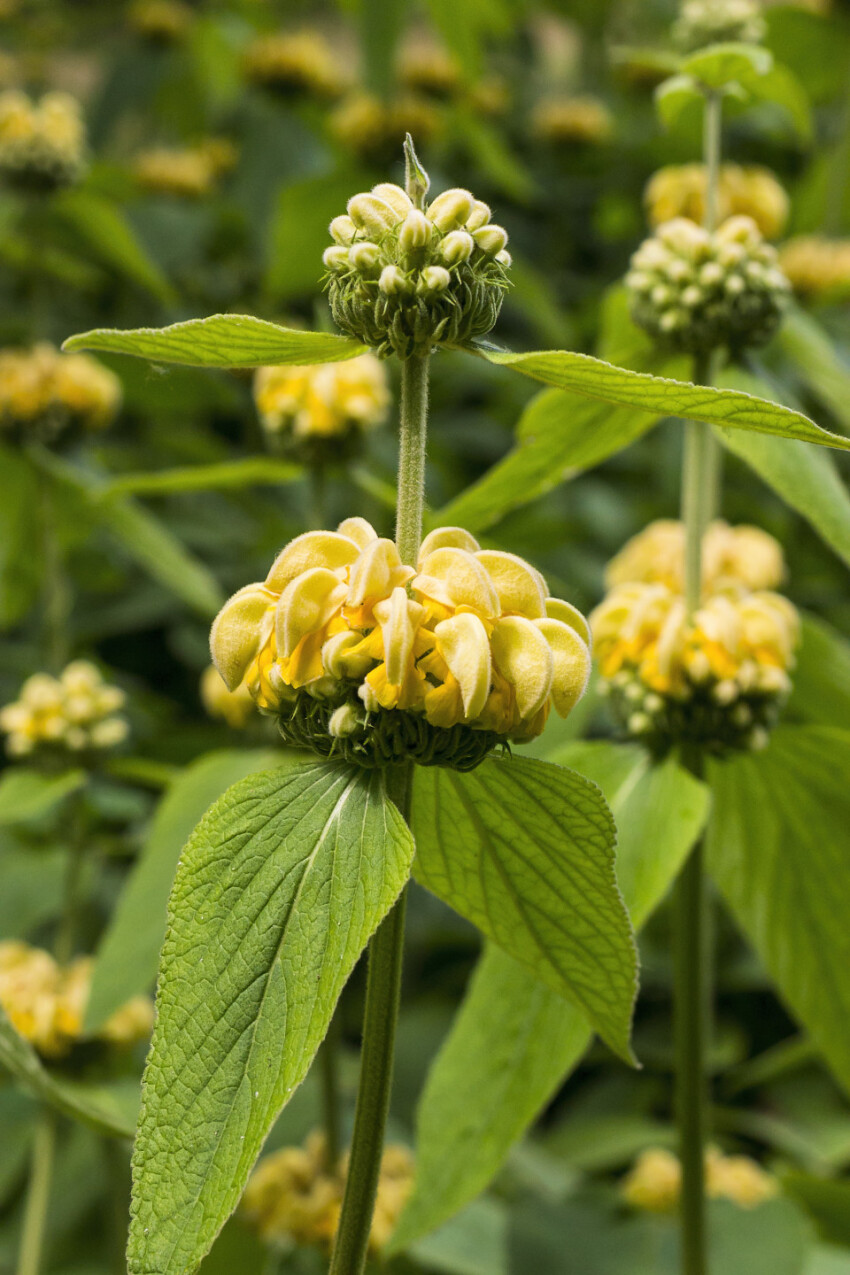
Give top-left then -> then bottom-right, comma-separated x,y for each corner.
0,661 -> 129,758
0,940 -> 153,1058
0,89 -> 86,190
778,235 -> 850,299
200,664 -> 256,729
243,30 -> 347,100
645,164 -> 789,241
622,1146 -> 778,1214
242,1131 -> 413,1254
605,519 -> 785,594
127,0 -> 194,44
328,93 -> 441,167
531,96 -> 614,146
133,138 -> 237,199
0,342 -> 121,441
253,354 -> 389,463
210,520 -> 591,768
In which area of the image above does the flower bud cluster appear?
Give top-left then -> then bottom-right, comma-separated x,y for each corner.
778,235 -> 850,299
252,352 -> 389,466
626,216 -> 790,354
210,519 -> 591,769
0,662 -> 129,758
243,1131 -> 413,1254
200,665 -> 256,729
243,30 -> 346,100
0,940 -> 153,1058
134,138 -> 237,199
672,0 -> 767,51
127,0 -> 194,45
329,94 -> 441,167
622,1146 -> 777,1215
591,521 -> 799,755
645,164 -> 789,241
0,342 -> 121,443
0,90 -> 86,191
323,178 -> 511,359
530,95 -> 614,146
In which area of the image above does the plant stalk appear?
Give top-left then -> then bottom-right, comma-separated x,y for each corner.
17,1107 -> 56,1275
329,350 -> 429,1275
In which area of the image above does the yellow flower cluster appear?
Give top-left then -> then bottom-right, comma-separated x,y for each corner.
243,30 -> 346,99
134,138 -> 238,199
242,1131 -> 413,1254
0,940 -> 153,1059
210,520 -> 591,768
329,93 -> 441,167
253,353 -> 389,464
645,165 -> 789,241
591,520 -> 799,753
0,90 -> 86,190
200,664 -> 256,729
622,1147 -> 778,1214
398,38 -> 462,100
531,96 -> 614,145
0,662 -> 129,758
0,342 -> 121,441
778,235 -> 850,299
127,0 -> 194,44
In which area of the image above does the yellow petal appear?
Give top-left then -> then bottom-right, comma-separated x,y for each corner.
418,526 -> 480,561
373,586 -> 424,686
476,550 -> 547,617
545,597 -> 592,648
275,568 -> 347,658
210,584 -> 275,690
321,631 -> 374,680
490,615 -> 553,720
336,517 -> 378,549
265,531 -> 360,592
534,618 -> 591,716
434,612 -> 491,720
414,548 -> 500,616
347,538 -> 413,606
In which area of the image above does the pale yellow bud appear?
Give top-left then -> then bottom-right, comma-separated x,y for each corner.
495,249 -> 512,267
370,182 -> 412,218
473,224 -> 508,255
328,703 -> 362,738
379,264 -> 409,294
439,229 -> 474,265
349,242 -> 381,272
347,192 -> 399,235
329,215 -> 357,244
398,208 -> 431,252
417,265 -> 451,294
427,187 -> 474,231
465,200 -> 491,231
323,245 -> 350,272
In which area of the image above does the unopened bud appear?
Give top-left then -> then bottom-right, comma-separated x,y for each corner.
379,264 -> 409,294
328,702 -> 362,738
371,182 -> 412,218
427,187 -> 474,231
323,245 -> 350,272
440,229 -> 474,264
465,200 -> 491,231
398,208 -> 431,252
329,215 -> 356,245
347,193 -> 399,236
417,265 -> 451,294
495,248 -> 512,267
349,242 -> 381,273
473,224 -> 508,255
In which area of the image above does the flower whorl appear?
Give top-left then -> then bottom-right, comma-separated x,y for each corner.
0,90 -> 86,190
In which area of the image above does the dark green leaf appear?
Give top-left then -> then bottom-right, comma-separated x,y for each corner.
0,768 -> 86,825
54,189 -> 177,305
408,1197 -> 508,1275
778,309 -> 850,434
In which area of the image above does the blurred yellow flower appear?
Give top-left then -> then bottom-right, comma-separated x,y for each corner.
133,138 -> 237,198
200,664 -> 256,728
398,36 -> 462,100
242,1131 -> 413,1254
645,164 -> 789,240
329,92 -> 441,166
210,520 -> 591,766
0,940 -> 153,1058
623,1146 -> 778,1213
253,354 -> 389,462
531,96 -> 614,145
605,519 -> 785,594
127,0 -> 194,43
0,342 -> 121,440
0,89 -> 86,190
0,661 -> 129,758
778,235 -> 850,298
243,30 -> 346,99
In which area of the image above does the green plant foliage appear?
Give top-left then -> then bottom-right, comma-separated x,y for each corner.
788,616 -> 850,730
54,190 -> 178,306
101,458 -> 302,499
412,755 -> 638,1063
707,727 -> 850,1097
127,761 -> 414,1275
778,310 -> 850,435
0,768 -> 86,825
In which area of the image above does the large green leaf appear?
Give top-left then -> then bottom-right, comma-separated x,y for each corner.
101,457 -> 302,499
394,746 -> 708,1249
54,189 -> 177,305
63,315 -> 366,367
433,389 -> 660,534
412,755 -> 638,1063
267,169 -> 371,304
0,768 -> 86,825
788,614 -> 850,730
714,367 -> 850,570
0,1004 -> 135,1139
85,749 -> 293,1032
707,726 -> 850,1098
478,348 -> 847,449
127,761 -> 414,1275
778,309 -> 850,435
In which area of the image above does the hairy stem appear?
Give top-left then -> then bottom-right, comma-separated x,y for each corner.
394,353 -> 430,566
17,1107 -> 56,1275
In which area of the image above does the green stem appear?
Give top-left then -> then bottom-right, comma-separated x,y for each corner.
17,1107 -> 56,1275
36,460 -> 71,674
55,794 -> 86,966
329,350 -> 428,1275
702,91 -> 722,235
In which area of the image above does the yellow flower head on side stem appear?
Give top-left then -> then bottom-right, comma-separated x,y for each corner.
0,941 -> 153,1058
243,30 -> 347,100
605,519 -> 786,594
778,235 -> 850,299
531,96 -> 614,146
0,343 -> 121,442
645,165 -> 789,241
210,520 -> 591,770
127,0 -> 194,44
0,661 -> 129,757
622,1146 -> 778,1214
133,138 -> 237,199
0,90 -> 86,190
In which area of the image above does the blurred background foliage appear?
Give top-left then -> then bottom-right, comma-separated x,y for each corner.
1,0 -> 850,1273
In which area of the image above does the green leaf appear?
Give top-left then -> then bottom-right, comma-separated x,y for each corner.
0,442 -> 41,624
783,1174 -> 850,1247
707,726 -> 850,1098
101,457 -> 302,499
679,42 -> 774,90
788,614 -> 850,730
412,755 -> 638,1064
0,768 -> 86,825
127,761 -> 414,1275
655,74 -> 705,130
778,309 -> 850,434
267,170 -> 372,304
433,389 -> 660,535
86,749 -> 293,1032
478,349 -> 847,450
63,315 -> 366,367
53,189 -> 177,305
713,367 -> 850,570
394,746 -> 708,1248
0,1004 -> 135,1138
408,1197 -> 508,1275
751,64 -> 813,141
